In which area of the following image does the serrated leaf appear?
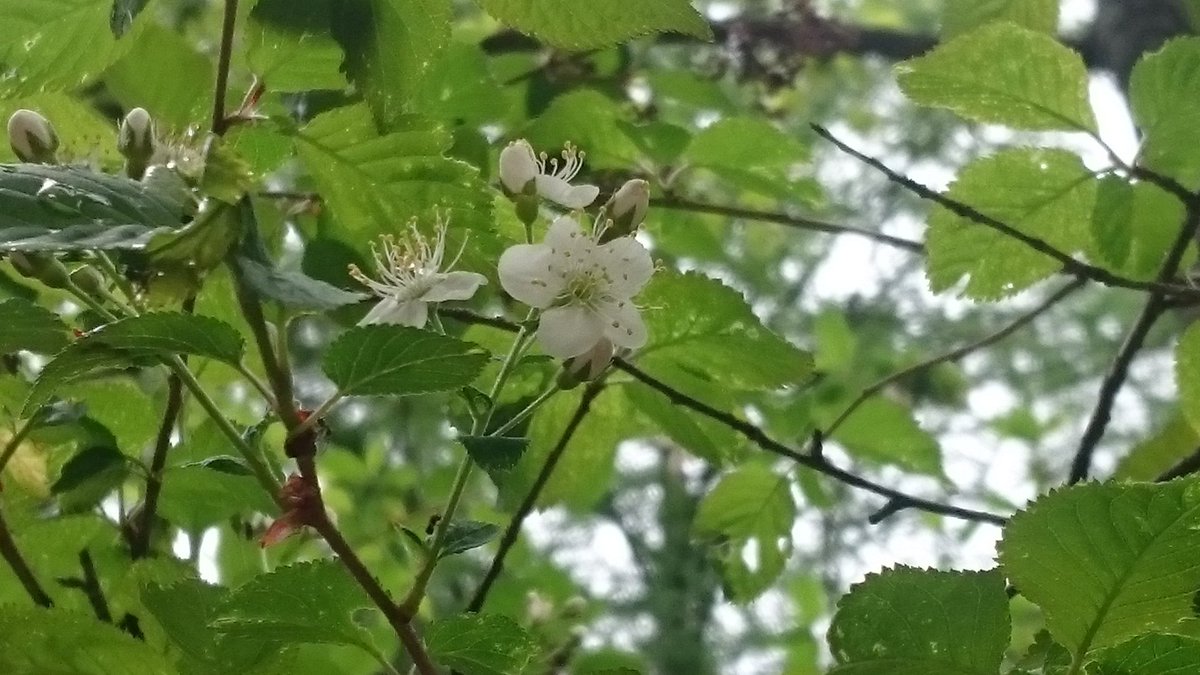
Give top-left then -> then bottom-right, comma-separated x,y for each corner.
426,613 -> 541,675
440,520 -> 501,558
334,0 -> 452,124
999,480 -> 1200,655
248,0 -> 346,92
1088,633 -> 1200,675
158,464 -> 276,530
475,0 -> 712,50
210,560 -> 378,650
142,578 -> 277,671
638,271 -> 814,389
897,22 -> 1096,131
89,312 -> 245,364
0,163 -> 189,251
323,325 -> 489,397
1129,37 -> 1200,186
693,464 -> 795,602
942,0 -> 1059,37
22,342 -> 143,416
0,606 -> 173,674
235,256 -> 366,311
461,435 -> 529,473
1177,322 -> 1200,434
925,148 -> 1096,299
0,298 -> 69,353
827,398 -> 943,476
828,567 -> 1010,674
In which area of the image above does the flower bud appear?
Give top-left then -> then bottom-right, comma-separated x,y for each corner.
557,339 -> 614,389
117,107 -> 155,178
8,252 -> 69,289
6,109 -> 59,163
499,139 -> 538,196
69,266 -> 106,295
600,179 -> 649,242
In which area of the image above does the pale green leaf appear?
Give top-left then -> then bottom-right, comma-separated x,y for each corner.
322,325 -> 489,397
1114,412 -> 1200,480
999,480 -> 1200,655
248,0 -> 347,92
474,0 -> 712,50
0,606 -> 173,674
1088,633 -> 1200,675
22,343 -> 144,416
828,567 -> 1010,675
1129,37 -> 1200,186
103,24 -> 213,129
897,22 -> 1096,131
142,578 -> 278,671
1177,322 -> 1200,434
682,116 -> 811,198
925,148 -> 1096,299
427,613 -> 540,675
827,398 -> 943,476
522,89 -> 641,170
942,0 -> 1059,37
693,464 -> 795,602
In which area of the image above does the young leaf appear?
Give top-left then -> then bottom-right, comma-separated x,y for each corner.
440,520 -> 502,558
322,325 -> 489,397
1177,322 -> 1200,434
897,22 -> 1096,132
827,398 -> 943,476
0,298 -> 69,354
235,256 -> 366,311
925,148 -> 1096,299
461,435 -> 529,473
474,0 -> 712,50
999,480 -> 1200,656
693,464 -> 796,602
426,613 -> 541,675
1114,411 -> 1200,480
1129,37 -> 1200,185
1089,633 -> 1200,675
941,0 -> 1059,38
0,606 -> 173,674
827,567 -> 1010,674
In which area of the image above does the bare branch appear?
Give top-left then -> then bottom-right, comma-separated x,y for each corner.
0,504 -> 53,607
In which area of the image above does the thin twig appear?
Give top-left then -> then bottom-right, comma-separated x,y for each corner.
0,504 -> 52,607
826,277 -> 1085,437
210,0 -> 239,135
657,196 -> 926,254
440,309 -> 1007,525
131,372 -> 185,559
76,549 -> 113,623
466,383 -> 604,613
1069,199 -> 1200,483
810,124 -> 1199,299
229,258 -> 302,430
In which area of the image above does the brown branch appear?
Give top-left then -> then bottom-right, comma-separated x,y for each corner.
210,0 -> 239,135
0,503 -> 52,607
826,277 -> 1086,437
131,374 -> 184,559
811,124 -> 1200,300
657,197 -> 925,254
466,382 -> 604,613
76,549 -> 113,623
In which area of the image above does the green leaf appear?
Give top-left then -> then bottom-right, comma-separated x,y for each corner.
638,271 -> 815,389
925,148 -> 1096,299
0,0 -> 148,97
1088,633 -> 1200,675
693,464 -> 796,602
0,94 -> 122,165
897,22 -> 1096,132
103,23 -> 213,129
523,90 -> 641,170
625,383 -> 737,464
1129,37 -> 1200,186
0,163 -> 189,251
999,480 -> 1200,655
52,444 -> 128,511
323,325 -> 489,397
461,435 -> 529,473
440,520 -> 501,558
142,578 -> 277,671
22,343 -> 143,416
158,464 -> 276,530
1114,412 -> 1200,480
89,312 -> 245,364
1177,322 -> 1200,435
1091,179 -> 1183,280
334,0 -> 453,124
248,0 -> 347,92
827,398 -> 943,476
109,0 -> 149,38
828,567 -> 1010,674
0,606 -> 173,674
682,116 -> 811,198
0,298 -> 69,353
475,0 -> 711,50
426,612 -> 541,675
236,256 -> 366,311
942,0 -> 1059,38
211,560 -> 378,650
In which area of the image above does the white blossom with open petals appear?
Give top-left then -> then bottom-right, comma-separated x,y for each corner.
349,218 -> 486,328
498,215 -> 653,359
498,139 -> 600,209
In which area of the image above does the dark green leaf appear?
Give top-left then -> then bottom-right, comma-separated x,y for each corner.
0,298 -> 69,353
1129,37 -> 1200,186
0,607 -> 173,674
461,435 -> 529,473
323,325 -> 489,397
1088,633 -> 1200,675
236,256 -> 366,311
828,567 -> 1010,674
426,612 -> 541,675
52,445 -> 127,511
441,520 -> 501,558
474,0 -> 712,50
90,312 -> 245,364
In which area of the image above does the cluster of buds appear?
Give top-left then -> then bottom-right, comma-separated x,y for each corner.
6,107 -> 157,179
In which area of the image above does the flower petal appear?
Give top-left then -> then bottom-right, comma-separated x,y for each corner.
359,297 -> 429,327
536,305 -> 605,358
544,214 -> 593,261
536,175 -> 599,209
596,236 -> 654,298
597,299 -> 647,351
499,139 -> 538,193
498,243 -> 561,308
419,271 -> 487,302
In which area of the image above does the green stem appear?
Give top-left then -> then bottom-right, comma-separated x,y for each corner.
292,391 -> 343,437
488,384 -> 559,438
235,362 -> 277,408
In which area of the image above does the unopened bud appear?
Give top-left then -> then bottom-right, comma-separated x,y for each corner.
69,267 -> 105,295
6,109 -> 59,163
499,139 -> 538,196
118,108 -> 155,179
557,339 -> 614,389
8,252 -> 69,289
600,179 -> 649,242
561,596 -> 588,619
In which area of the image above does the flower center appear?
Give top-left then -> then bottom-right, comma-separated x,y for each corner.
563,267 -> 606,306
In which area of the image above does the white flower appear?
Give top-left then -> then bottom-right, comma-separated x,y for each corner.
6,109 -> 58,163
601,178 -> 650,240
498,139 -> 600,209
498,215 -> 653,358
349,218 -> 487,328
